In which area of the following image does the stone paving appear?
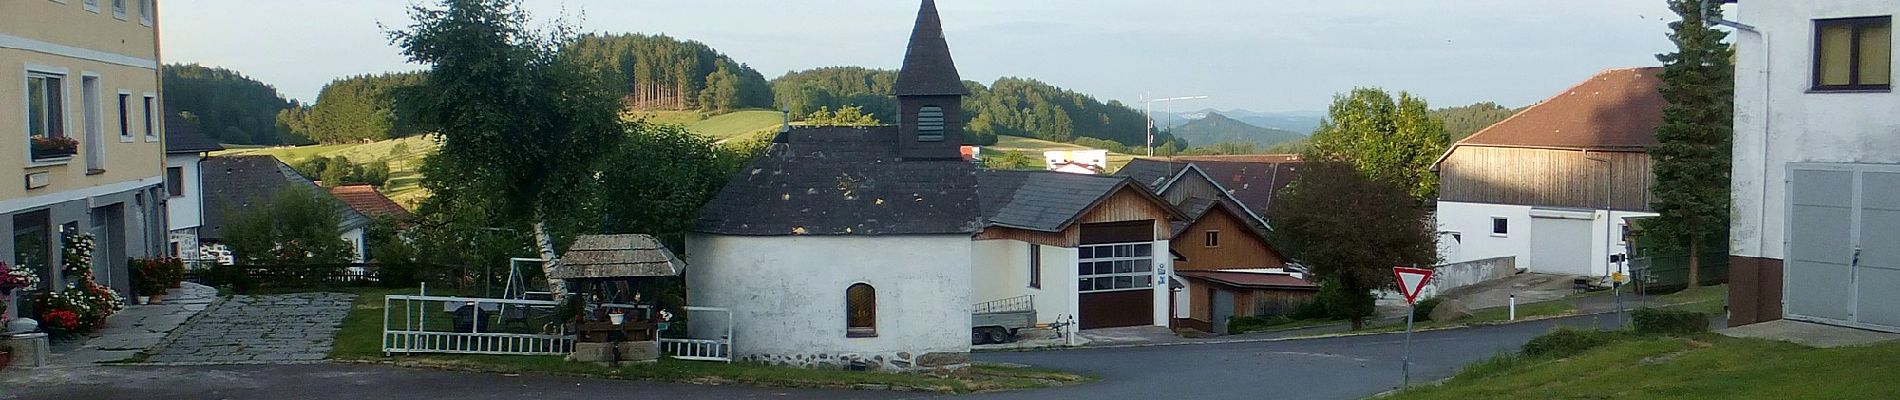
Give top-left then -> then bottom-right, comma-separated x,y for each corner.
47,282 -> 219,365
144,292 -> 355,364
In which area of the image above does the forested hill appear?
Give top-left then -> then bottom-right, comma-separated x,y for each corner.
161,64 -> 299,145
773,68 -> 1175,148
1168,112 -> 1306,149
278,72 -> 427,143
1431,102 -> 1520,142
564,33 -> 773,112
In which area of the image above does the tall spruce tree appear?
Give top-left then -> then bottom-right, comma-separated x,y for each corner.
1649,0 -> 1733,287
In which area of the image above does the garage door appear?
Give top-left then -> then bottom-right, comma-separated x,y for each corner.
1530,215 -> 1593,276
1077,221 -> 1157,329
1787,165 -> 1900,332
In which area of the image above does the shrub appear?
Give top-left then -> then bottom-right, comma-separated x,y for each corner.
1227,315 -> 1294,334
1521,328 -> 1626,359
1413,296 -> 1444,322
1633,308 -> 1711,335
1291,295 -> 1331,320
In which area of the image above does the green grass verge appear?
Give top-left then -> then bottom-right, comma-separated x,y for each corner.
1391,335 -> 1900,399
328,287 -> 1088,393
1363,301 -> 1578,333
1654,284 -> 1728,315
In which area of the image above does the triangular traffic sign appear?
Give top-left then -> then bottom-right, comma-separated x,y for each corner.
1393,266 -> 1434,304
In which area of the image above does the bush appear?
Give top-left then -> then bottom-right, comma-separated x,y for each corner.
1291,297 -> 1331,320
1521,328 -> 1626,359
1413,296 -> 1444,322
1633,308 -> 1711,335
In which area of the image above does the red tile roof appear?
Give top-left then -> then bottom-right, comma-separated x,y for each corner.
1176,270 -> 1318,290
1457,67 -> 1665,151
328,184 -> 412,221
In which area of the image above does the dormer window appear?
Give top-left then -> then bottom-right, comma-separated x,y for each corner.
917,106 -> 945,142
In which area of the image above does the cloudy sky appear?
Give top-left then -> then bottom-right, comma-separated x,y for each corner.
159,0 -> 1689,113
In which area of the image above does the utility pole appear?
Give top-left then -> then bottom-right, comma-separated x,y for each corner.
1143,95 -> 1209,156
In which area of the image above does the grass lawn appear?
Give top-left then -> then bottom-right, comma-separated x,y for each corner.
328,287 -> 1089,393
1653,284 -> 1728,315
1390,335 -> 1900,399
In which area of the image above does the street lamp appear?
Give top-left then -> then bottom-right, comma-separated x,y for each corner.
1586,154 -> 1623,326
1143,95 -> 1210,156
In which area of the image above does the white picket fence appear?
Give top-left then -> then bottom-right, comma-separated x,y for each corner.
657,306 -> 733,362
382,294 -> 573,356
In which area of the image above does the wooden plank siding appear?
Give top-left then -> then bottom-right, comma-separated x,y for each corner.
1438,146 -> 1654,211
1173,206 -> 1286,272
1163,173 -> 1225,206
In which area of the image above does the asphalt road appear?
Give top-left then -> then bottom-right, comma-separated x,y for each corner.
2,313 -> 1632,400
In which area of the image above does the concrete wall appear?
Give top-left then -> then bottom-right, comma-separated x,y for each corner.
1430,256 -> 1517,297
687,234 -> 971,371
1439,201 -> 1653,277
970,239 -> 1075,325
1730,0 -> 1900,261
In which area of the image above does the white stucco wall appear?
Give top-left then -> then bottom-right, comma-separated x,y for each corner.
164,153 -> 202,232
687,234 -> 971,371
970,239 -> 1075,325
1731,0 -> 1900,260
341,227 -> 366,263
1438,201 -> 1652,277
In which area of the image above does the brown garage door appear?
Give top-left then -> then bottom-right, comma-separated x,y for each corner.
1079,289 -> 1153,329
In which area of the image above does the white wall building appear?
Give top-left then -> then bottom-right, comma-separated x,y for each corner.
1725,0 -> 1900,332
162,115 -> 221,261
1435,68 -> 1667,278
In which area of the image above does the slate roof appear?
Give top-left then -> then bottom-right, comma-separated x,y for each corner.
1117,158 -> 1300,220
977,169 -> 1134,232
1456,67 -> 1664,151
694,126 -> 982,236
328,184 -> 413,221
201,155 -> 371,241
551,234 -> 684,279
1176,270 -> 1318,290
892,0 -> 969,96
163,114 -> 225,154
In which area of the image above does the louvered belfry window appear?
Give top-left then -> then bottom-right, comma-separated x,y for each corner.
846,283 -> 877,337
917,106 -> 945,142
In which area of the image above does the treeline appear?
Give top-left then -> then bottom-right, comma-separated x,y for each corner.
1431,102 -> 1520,142
161,64 -> 300,145
771,68 -> 1175,148
564,33 -> 773,112
278,72 -> 427,143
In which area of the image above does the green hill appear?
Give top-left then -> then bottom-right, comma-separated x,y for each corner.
1169,112 -> 1306,149
213,135 -> 439,208
634,110 -> 787,141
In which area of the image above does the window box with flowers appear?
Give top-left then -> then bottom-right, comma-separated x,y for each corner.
29,136 -> 79,162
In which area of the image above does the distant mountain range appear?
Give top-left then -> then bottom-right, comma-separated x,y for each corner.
1158,108 -> 1324,135
1167,112 -> 1308,149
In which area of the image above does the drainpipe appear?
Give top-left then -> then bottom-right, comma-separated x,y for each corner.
1703,0 -> 1769,260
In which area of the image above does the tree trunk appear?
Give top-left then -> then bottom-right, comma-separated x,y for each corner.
1686,240 -> 1701,288
532,217 -> 562,296
1350,317 -> 1364,330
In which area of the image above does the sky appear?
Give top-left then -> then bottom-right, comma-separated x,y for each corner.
158,0 -> 1688,113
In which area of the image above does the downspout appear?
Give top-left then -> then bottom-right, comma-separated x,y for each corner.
1707,0 -> 1767,261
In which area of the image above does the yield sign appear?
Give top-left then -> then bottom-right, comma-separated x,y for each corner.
1393,266 -> 1434,304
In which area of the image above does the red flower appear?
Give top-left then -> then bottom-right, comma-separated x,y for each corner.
42,309 -> 80,331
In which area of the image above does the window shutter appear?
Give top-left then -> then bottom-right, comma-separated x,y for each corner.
917,106 -> 945,142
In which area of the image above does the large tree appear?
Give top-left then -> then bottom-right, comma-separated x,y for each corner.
390,0 -> 625,292
1308,88 -> 1449,201
1648,0 -> 1733,287
1268,161 -> 1437,329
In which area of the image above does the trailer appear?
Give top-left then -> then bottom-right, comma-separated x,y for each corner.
971,295 -> 1036,344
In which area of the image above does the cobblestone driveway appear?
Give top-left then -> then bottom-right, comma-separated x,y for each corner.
145,292 -> 355,364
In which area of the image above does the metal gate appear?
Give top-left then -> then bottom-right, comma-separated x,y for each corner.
1786,164 -> 1900,332
383,294 -> 573,355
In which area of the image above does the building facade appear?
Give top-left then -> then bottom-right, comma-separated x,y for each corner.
1435,68 -> 1665,279
3,0 -> 169,318
1726,0 -> 1899,332
163,115 -> 221,262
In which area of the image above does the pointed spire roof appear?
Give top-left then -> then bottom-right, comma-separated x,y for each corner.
893,0 -> 970,96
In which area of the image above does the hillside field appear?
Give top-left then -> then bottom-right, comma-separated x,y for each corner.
213,135 -> 439,208
990,135 -> 1138,171
634,109 -> 786,141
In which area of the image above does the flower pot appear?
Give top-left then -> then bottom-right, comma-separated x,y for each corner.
135,296 -> 151,305
148,293 -> 165,305
608,313 -> 626,325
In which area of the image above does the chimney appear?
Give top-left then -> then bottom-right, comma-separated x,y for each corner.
892,0 -> 969,161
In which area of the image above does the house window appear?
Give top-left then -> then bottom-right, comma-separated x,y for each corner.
138,0 -> 152,25
1814,16 -> 1892,91
846,283 -> 877,337
166,166 -> 184,197
1077,243 -> 1154,293
84,0 -> 98,13
1204,231 -> 1221,248
27,72 -> 72,162
1028,244 -> 1041,289
1491,217 -> 1509,236
916,106 -> 945,142
142,95 -> 158,141
118,93 -> 132,140
112,0 -> 125,19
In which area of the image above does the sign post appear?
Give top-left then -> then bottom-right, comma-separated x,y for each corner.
1393,266 -> 1434,389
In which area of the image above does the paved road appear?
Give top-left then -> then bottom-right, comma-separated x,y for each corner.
3,313 -> 1635,400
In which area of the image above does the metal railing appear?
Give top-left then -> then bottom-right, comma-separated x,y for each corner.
383,294 -> 574,356
972,295 -> 1034,314
658,306 -> 732,363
